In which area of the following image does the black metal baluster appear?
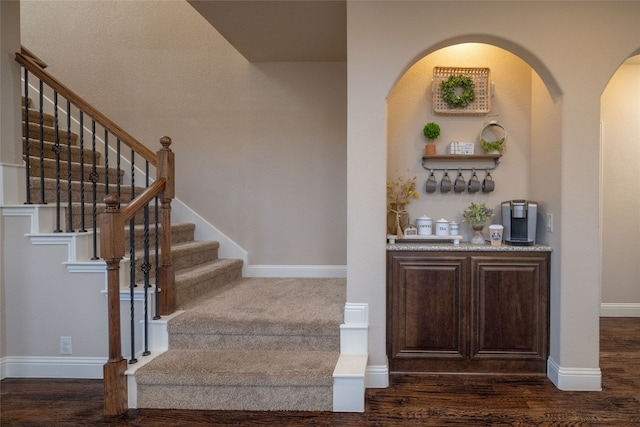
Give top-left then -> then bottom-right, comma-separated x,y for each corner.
78,112 -> 86,232
129,149 -> 137,364
23,68 -> 31,205
142,161 -> 151,356
38,80 -> 46,204
52,92 -> 62,232
90,120 -> 98,260
116,139 -> 121,208
153,196 -> 160,320
66,101 -> 74,232
104,130 -> 109,196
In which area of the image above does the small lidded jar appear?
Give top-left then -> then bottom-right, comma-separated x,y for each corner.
435,218 -> 450,236
449,221 -> 460,235
415,216 -> 432,235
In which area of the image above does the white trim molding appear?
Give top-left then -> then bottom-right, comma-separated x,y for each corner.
366,363 -> 390,389
332,302 -> 370,412
600,303 -> 640,317
1,356 -> 105,379
547,357 -> 602,391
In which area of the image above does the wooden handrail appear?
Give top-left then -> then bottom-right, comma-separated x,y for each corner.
122,178 -> 166,222
20,46 -> 48,69
15,51 -> 157,165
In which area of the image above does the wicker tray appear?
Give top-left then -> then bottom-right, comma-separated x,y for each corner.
432,67 -> 491,114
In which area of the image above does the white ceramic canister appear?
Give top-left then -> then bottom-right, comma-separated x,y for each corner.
449,221 -> 460,235
415,216 -> 432,235
435,218 -> 450,236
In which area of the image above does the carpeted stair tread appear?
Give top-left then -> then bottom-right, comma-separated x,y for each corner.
170,277 -> 345,337
136,348 -> 338,387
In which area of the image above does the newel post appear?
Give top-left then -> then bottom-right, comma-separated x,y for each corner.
99,194 -> 128,416
157,136 -> 175,315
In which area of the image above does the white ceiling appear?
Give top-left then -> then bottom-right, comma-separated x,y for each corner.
187,0 -> 346,62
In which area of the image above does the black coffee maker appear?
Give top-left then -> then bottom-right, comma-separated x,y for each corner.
501,200 -> 537,246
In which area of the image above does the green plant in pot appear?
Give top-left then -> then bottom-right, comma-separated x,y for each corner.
423,122 -> 440,155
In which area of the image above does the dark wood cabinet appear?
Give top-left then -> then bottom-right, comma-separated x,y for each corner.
387,250 -> 550,374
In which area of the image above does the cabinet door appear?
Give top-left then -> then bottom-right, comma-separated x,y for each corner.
387,253 -> 468,373
470,254 -> 549,373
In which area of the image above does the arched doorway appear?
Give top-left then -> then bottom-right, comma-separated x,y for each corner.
601,54 -> 640,317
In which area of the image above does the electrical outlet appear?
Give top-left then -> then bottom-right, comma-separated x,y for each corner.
60,336 -> 72,355
546,213 -> 553,233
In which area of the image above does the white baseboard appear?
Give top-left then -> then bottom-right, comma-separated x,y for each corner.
600,303 -> 640,317
365,364 -> 389,388
1,356 -> 105,379
547,357 -> 602,391
246,265 -> 347,278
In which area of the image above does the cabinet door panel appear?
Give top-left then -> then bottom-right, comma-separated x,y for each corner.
471,256 -> 548,363
403,266 -> 462,351
388,254 -> 468,371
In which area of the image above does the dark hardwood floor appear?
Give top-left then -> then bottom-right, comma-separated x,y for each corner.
2,317 -> 639,426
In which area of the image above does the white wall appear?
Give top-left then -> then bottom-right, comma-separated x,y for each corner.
347,1 -> 640,389
601,61 -> 640,308
20,0 -> 347,267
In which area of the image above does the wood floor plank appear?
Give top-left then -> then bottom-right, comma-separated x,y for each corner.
2,318 -> 640,426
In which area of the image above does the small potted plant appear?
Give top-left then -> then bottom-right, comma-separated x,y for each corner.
462,201 -> 493,244
423,122 -> 441,155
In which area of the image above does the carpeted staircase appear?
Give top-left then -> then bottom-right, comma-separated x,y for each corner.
22,101 -> 346,411
135,277 -> 345,411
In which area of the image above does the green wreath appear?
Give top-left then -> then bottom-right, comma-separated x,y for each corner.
440,74 -> 475,109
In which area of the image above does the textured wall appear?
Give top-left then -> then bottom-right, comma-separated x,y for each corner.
20,0 -> 347,267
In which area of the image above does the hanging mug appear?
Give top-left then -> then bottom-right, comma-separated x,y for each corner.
454,170 -> 466,193
482,171 -> 495,193
425,171 -> 438,193
440,171 -> 452,193
467,170 -> 481,193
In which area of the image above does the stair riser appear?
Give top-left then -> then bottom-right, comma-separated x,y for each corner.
136,384 -> 332,411
24,122 -> 78,145
170,334 -> 339,352
26,156 -> 122,184
24,138 -> 98,163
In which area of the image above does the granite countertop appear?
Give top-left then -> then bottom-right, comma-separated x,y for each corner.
387,241 -> 552,252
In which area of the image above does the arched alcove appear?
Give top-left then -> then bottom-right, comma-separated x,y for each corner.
386,41 -> 563,379
387,42 -> 560,247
